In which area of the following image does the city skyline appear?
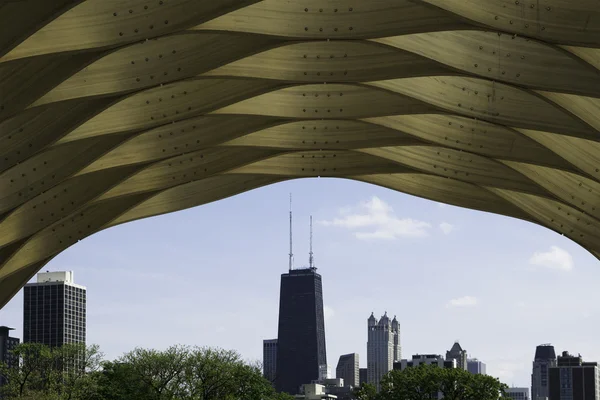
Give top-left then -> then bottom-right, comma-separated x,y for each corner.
0,179 -> 598,388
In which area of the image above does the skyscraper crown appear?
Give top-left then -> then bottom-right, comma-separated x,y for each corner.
368,312 -> 377,326
449,341 -> 464,353
379,312 -> 389,325
534,344 -> 556,361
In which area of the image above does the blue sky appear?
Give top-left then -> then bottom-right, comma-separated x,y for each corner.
1,178 -> 598,387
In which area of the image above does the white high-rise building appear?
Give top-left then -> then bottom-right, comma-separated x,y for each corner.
366,312 -> 400,391
319,364 -> 332,380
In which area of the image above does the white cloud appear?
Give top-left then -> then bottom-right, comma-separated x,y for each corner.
529,246 -> 574,271
318,196 -> 431,240
446,296 -> 478,308
439,222 -> 454,235
324,306 -> 335,322
437,203 -> 448,208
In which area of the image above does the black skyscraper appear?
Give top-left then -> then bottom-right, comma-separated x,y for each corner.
549,351 -> 599,400
275,267 -> 327,394
532,344 -> 557,400
0,326 -> 20,387
23,271 -> 86,347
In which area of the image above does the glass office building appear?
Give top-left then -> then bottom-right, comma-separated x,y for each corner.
23,271 -> 86,347
275,267 -> 327,394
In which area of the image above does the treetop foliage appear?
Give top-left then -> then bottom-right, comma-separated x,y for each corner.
0,343 -> 292,400
1,344 -> 509,400
357,364 -> 511,400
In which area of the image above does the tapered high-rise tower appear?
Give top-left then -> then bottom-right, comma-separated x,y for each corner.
275,267 -> 327,394
275,204 -> 326,394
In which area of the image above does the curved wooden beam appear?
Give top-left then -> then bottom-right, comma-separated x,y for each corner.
1,0 -> 599,308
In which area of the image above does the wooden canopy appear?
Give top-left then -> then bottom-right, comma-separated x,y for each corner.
1,0 -> 599,308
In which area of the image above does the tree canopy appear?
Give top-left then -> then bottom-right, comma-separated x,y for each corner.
378,364 -> 510,400
0,342 -> 102,400
0,343 -> 292,400
1,343 -> 510,400
354,383 -> 378,400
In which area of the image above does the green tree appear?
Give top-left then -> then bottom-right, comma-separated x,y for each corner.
2,343 -> 295,400
270,393 -> 295,400
176,347 -> 240,400
438,367 -> 471,400
0,343 -> 53,397
175,347 -> 277,400
55,343 -> 103,400
93,360 -> 155,400
379,364 -> 441,400
379,364 -> 510,400
463,372 -> 509,400
98,345 -> 284,400
231,362 -> 278,400
0,343 -> 102,400
353,383 -> 378,400
117,345 -> 187,400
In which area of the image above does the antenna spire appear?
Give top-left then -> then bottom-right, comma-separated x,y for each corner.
289,194 -> 294,271
309,216 -> 314,269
